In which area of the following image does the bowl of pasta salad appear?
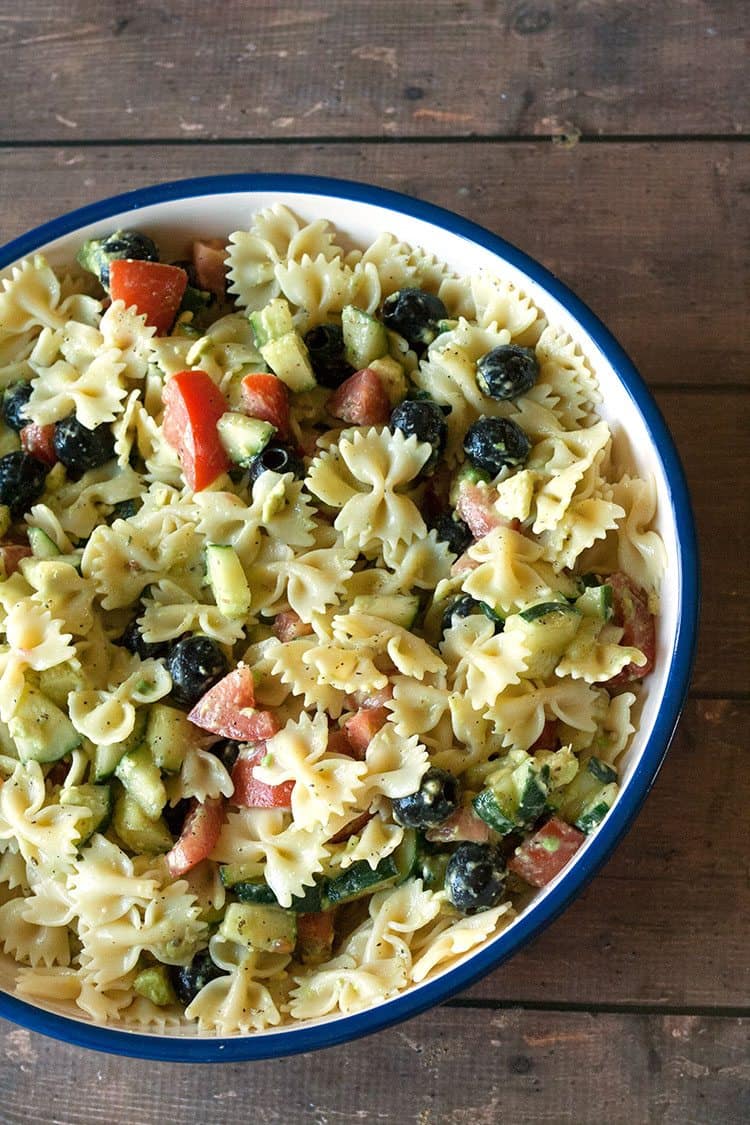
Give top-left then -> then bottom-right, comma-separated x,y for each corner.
0,175 -> 698,1061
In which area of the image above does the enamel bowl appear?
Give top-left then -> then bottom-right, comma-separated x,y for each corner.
0,175 -> 699,1061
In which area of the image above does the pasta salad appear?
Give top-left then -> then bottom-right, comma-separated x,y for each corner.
0,205 -> 665,1034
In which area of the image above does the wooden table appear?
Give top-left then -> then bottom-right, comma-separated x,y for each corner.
0,3 -> 747,1121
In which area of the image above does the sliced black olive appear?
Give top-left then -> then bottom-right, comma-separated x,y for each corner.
247,441 -> 305,486
0,451 -> 48,519
166,635 -> 229,710
53,416 -> 115,476
445,842 -> 507,914
476,345 -> 539,400
170,950 -> 227,1007
391,767 -> 461,829
390,399 -> 447,472
463,416 -> 531,476
303,324 -> 354,389
2,382 -> 33,432
382,288 -> 447,350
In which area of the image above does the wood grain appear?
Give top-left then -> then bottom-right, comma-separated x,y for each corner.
0,1008 -> 747,1124
1,141 -> 748,388
0,1 -> 745,142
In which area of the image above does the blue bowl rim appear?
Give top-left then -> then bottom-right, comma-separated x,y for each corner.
0,173 -> 700,1062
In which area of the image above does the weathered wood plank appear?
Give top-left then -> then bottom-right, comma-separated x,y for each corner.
0,1008 -> 747,1124
466,699 -> 750,1008
1,142 -> 747,388
654,390 -> 748,697
0,1 -> 745,141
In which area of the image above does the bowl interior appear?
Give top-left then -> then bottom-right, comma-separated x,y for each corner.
0,179 -> 695,1059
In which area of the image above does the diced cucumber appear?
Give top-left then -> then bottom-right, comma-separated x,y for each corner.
206,543 -> 251,619
324,852 -> 400,907
514,602 -> 582,679
587,757 -> 618,785
556,757 -> 619,828
115,745 -> 167,822
366,356 -> 407,405
219,861 -> 266,889
575,584 -> 613,621
146,704 -> 202,773
392,828 -> 418,884
9,684 -> 81,764
341,306 -> 389,369
217,411 -> 275,467
575,781 -> 618,833
38,662 -> 88,710
351,593 -> 420,629
220,902 -> 297,953
473,752 -> 550,835
134,965 -> 177,1007
415,848 -> 450,891
260,333 -> 316,392
60,783 -> 112,843
93,709 -> 148,781
232,880 -> 279,906
28,527 -> 60,559
436,318 -> 458,336
249,298 -> 295,347
112,791 -> 174,854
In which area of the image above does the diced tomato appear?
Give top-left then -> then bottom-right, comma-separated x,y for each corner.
231,746 -> 294,809
20,423 -> 57,466
109,259 -> 188,335
508,816 -> 585,887
162,369 -> 230,490
327,728 -> 356,758
187,666 -> 280,742
328,368 -> 391,425
451,550 -> 480,576
608,573 -> 656,684
344,707 -> 390,757
345,684 -> 394,711
273,610 -> 313,642
455,482 -> 500,539
0,543 -> 32,576
296,911 -> 335,965
241,373 -> 291,441
426,805 -> 492,845
330,809 -> 372,844
530,719 -> 560,754
192,238 -> 227,296
166,797 -> 225,878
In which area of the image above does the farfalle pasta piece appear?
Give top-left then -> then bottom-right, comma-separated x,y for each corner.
611,473 -> 667,593
410,901 -> 514,983
139,578 -> 247,646
0,255 -> 99,340
275,254 -> 355,327
359,723 -> 429,802
306,427 -> 431,552
266,635 -> 348,717
255,711 -> 366,830
441,614 -> 530,711
68,658 -> 171,746
275,545 -> 356,623
0,762 -> 89,871
166,747 -> 234,804
463,525 -> 570,614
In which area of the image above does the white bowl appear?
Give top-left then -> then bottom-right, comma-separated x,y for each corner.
0,175 -> 699,1061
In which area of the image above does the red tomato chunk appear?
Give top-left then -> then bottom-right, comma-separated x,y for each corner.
187,667 -> 280,743
109,259 -> 187,336
162,369 -> 230,490
425,805 -> 492,845
508,816 -> 585,887
20,423 -> 57,466
192,239 -> 227,296
166,797 -> 225,878
344,707 -> 389,758
0,543 -> 32,577
231,746 -> 294,809
609,573 -> 656,683
273,610 -> 314,642
241,373 -> 290,441
329,369 -> 391,425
